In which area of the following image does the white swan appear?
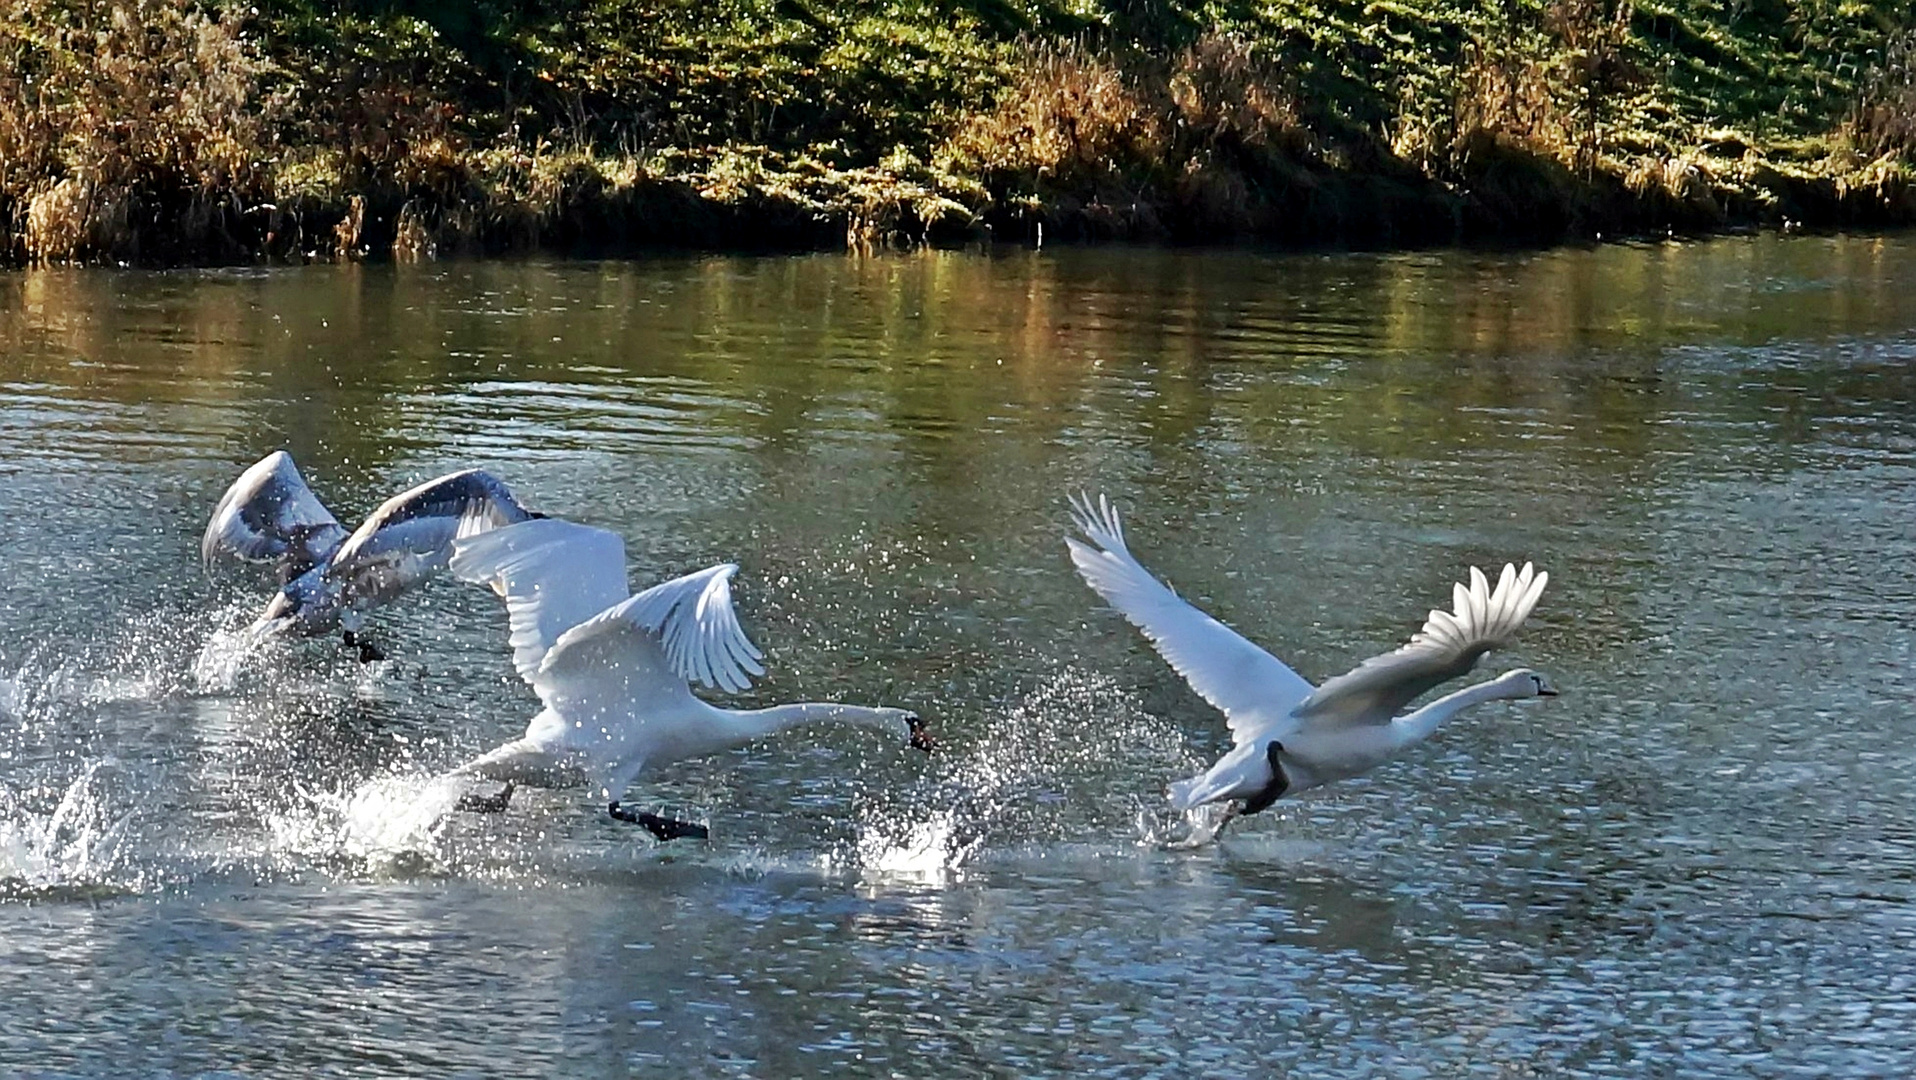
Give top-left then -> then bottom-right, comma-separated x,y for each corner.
446,517 -> 933,840
203,451 -> 538,660
1066,494 -> 1556,840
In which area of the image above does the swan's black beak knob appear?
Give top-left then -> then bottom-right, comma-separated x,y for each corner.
905,713 -> 936,754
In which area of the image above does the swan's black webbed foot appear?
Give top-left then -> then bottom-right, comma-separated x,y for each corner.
342,630 -> 385,664
456,781 -> 514,814
906,713 -> 936,754
1242,741 -> 1290,816
609,801 -> 709,841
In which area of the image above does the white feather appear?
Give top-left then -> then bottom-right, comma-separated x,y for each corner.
1067,494 -> 1556,835
201,450 -> 344,569
449,518 -> 629,681
1065,492 -> 1314,743
451,518 -> 920,822
206,454 -> 537,641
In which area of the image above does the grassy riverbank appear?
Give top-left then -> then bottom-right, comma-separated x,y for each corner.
3,0 -> 1913,264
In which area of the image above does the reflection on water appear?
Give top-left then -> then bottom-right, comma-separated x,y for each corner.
1,236 -> 1914,1075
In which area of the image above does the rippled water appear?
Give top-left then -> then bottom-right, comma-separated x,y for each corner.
2,238 -> 1914,1075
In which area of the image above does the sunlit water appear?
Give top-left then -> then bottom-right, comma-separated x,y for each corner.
2,238 -> 1914,1075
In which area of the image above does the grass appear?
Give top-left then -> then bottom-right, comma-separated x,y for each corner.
1,0 -> 1912,264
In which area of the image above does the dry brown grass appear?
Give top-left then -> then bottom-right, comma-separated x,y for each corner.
308,82 -> 471,200
1545,0 -> 1641,166
1452,39 -> 1568,158
1441,0 -> 1640,173
940,42 -> 1167,196
1169,34 -> 1309,157
0,0 -> 269,263
1624,149 -> 1724,222
0,0 -> 488,263
1168,34 -> 1313,233
1852,29 -> 1916,159
938,34 -> 1309,235
0,0 -> 1903,264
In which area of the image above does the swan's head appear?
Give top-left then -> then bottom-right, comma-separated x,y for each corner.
1496,668 -> 1559,699
902,712 -> 936,754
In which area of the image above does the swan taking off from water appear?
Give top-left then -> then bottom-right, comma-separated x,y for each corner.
203,451 -> 538,660
1066,494 -> 1556,841
447,518 -> 933,841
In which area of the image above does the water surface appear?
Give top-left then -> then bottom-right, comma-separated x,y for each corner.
2,237 -> 1914,1076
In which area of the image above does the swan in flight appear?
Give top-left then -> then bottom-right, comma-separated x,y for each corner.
1066,494 -> 1556,841
446,517 -> 933,841
203,450 -> 539,660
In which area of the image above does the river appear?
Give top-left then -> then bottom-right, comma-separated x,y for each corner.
2,236 -> 1914,1075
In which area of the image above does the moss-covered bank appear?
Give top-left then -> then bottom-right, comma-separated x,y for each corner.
3,0 -> 1914,265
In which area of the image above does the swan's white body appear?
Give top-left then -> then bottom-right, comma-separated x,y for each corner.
1066,495 -> 1555,827
203,451 -> 536,639
448,518 -> 926,822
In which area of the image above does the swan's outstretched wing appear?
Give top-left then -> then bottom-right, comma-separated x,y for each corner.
201,451 -> 346,580
449,517 -> 631,682
521,565 -> 766,749
324,469 -> 537,608
540,563 -> 766,698
1066,493 -> 1314,741
1295,562 -> 1549,730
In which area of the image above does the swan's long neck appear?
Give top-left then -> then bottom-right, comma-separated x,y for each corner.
1391,677 -> 1524,749
720,702 -> 904,743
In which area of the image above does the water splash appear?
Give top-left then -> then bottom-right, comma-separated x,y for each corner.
853,807 -> 986,883
78,603 -> 238,705
0,671 -> 22,720
264,773 -> 471,875
1143,801 -> 1238,849
191,606 -> 274,693
849,669 -> 1201,878
0,600 -> 277,719
0,759 -> 135,899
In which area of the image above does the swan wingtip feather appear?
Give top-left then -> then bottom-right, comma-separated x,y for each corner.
1066,490 -> 1130,555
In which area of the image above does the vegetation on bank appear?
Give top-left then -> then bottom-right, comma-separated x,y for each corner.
2,0 -> 1913,265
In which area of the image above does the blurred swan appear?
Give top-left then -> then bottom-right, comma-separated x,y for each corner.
447,518 -> 933,840
203,450 -> 538,660
1066,494 -> 1556,842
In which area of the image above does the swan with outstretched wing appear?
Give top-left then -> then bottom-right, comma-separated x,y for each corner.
204,451 -> 538,660
447,517 -> 933,840
1066,493 -> 1556,842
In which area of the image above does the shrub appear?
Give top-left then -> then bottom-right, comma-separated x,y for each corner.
1170,32 -> 1309,160
0,0 -> 269,263
1852,28 -> 1916,159
940,42 -> 1167,195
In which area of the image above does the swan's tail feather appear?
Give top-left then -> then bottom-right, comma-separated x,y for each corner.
1167,743 -> 1272,811
1169,767 -> 1244,812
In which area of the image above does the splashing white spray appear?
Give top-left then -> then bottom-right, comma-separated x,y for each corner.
0,759 -> 133,897
0,672 -> 22,720
191,605 -> 275,694
265,774 -> 471,873
849,669 -> 1202,878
